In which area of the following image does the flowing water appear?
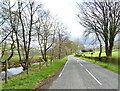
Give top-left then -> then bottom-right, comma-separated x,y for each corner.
1,62 -> 40,80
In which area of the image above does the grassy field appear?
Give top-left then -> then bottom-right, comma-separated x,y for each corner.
1,55 -> 41,62
77,56 -> 119,73
80,50 -> 120,58
1,56 -> 67,90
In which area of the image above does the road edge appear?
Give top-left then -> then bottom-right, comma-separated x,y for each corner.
33,59 -> 67,90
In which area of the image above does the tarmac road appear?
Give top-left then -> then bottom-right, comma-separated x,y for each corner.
49,55 -> 118,90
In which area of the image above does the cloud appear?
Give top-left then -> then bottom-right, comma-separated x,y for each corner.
9,0 -> 86,42
40,0 -> 85,41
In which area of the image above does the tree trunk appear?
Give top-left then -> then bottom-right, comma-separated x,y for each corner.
45,57 -> 48,67
50,57 -> 53,64
96,32 -> 102,61
108,44 -> 113,57
58,33 -> 61,59
39,57 -> 41,70
105,40 -> 109,56
1,42 -> 6,59
15,30 -> 26,71
44,44 -> 48,67
108,38 -> 114,57
26,54 -> 29,74
51,49 -> 54,63
5,33 -> 15,84
99,44 -> 102,61
27,61 -> 29,74
46,61 -> 48,67
5,60 -> 8,84
59,43 -> 61,59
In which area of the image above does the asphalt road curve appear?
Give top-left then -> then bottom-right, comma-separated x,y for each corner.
49,55 -> 118,90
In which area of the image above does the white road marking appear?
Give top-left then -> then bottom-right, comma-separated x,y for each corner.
86,69 -> 102,85
59,60 -> 68,77
77,59 -> 83,66
79,63 -> 83,66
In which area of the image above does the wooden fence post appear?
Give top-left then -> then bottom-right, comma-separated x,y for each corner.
5,60 -> 8,84
39,57 -> 41,70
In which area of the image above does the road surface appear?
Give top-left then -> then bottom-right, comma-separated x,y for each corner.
49,55 -> 118,89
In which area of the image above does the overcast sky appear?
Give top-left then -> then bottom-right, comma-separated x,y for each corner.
7,0 -> 119,49
40,0 -> 85,42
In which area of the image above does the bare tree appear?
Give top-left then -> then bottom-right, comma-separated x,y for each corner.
0,0 -> 17,83
77,0 -> 120,57
36,10 -> 56,67
18,0 -> 42,73
56,23 -> 67,59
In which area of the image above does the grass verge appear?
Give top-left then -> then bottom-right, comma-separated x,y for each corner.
2,56 -> 67,90
75,56 -> 119,73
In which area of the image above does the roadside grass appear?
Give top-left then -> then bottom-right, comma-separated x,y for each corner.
76,56 -> 119,73
2,56 -> 67,90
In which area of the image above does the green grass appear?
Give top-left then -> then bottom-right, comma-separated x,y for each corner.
76,56 -> 119,73
1,55 -> 51,62
80,50 -> 120,58
1,56 -> 67,90
1,55 -> 41,62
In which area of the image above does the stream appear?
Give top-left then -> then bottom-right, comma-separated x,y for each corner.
1,62 -> 40,80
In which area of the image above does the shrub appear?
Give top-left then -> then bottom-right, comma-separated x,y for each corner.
81,50 -> 88,52
75,54 -> 82,57
88,49 -> 93,52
